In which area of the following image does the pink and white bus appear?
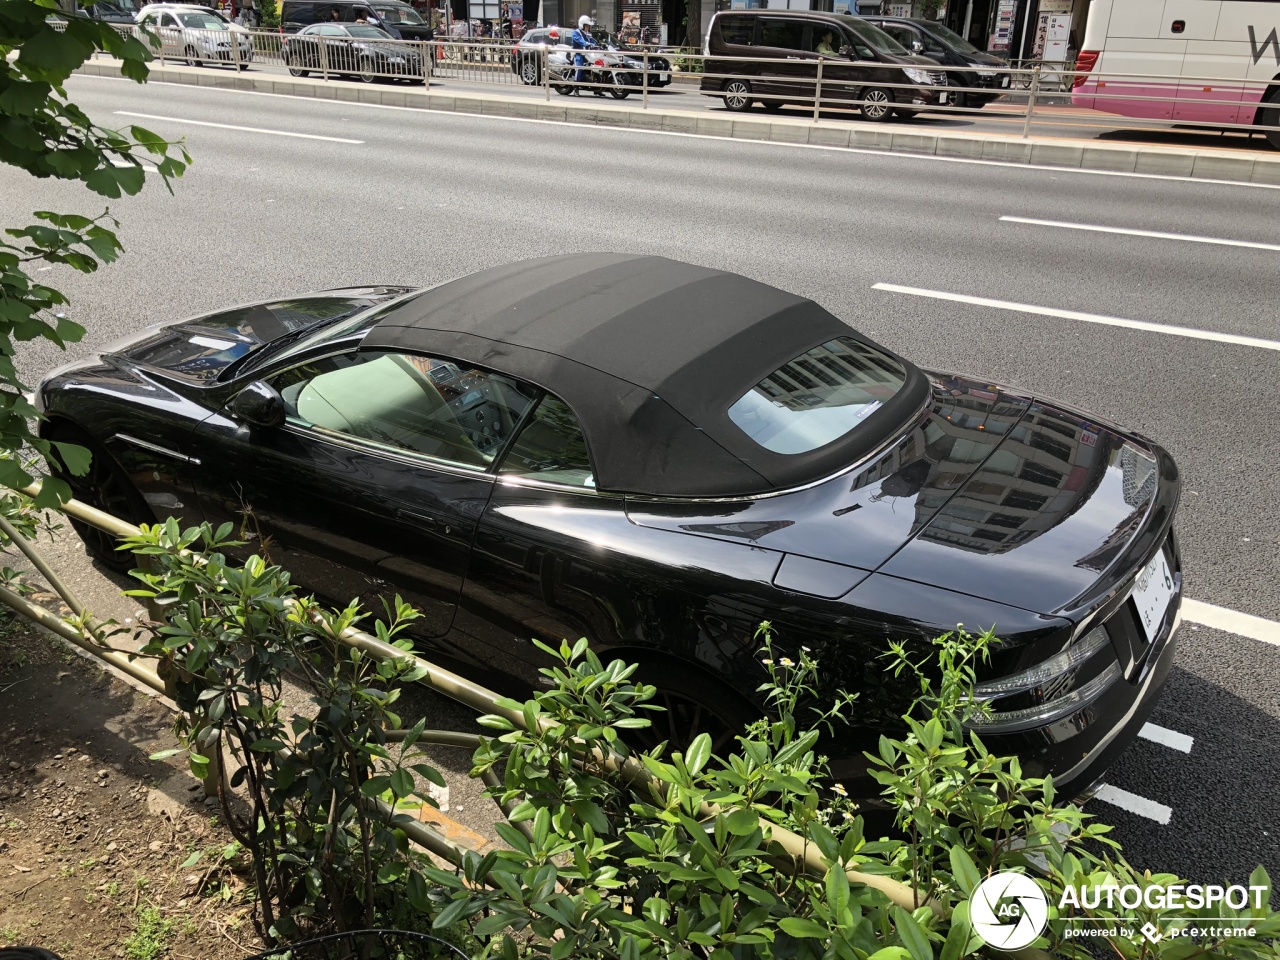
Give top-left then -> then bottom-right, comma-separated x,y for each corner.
1071,0 -> 1280,147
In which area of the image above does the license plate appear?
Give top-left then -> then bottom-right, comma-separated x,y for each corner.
1132,549 -> 1174,643
938,91 -> 947,103
1001,75 -> 1010,87
657,72 -> 669,81
390,56 -> 405,63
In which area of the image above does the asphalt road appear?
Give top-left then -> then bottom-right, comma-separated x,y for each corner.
106,49 -> 1280,155
3,74 -> 1279,893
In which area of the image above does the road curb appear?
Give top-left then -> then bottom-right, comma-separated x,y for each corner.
80,59 -> 1280,186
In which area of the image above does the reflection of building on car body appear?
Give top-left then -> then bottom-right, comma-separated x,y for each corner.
1072,0 -> 1280,149
36,255 -> 1183,802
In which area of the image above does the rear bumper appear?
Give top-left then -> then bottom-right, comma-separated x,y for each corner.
979,529 -> 1184,799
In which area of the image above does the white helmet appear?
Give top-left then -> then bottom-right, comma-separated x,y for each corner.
578,14 -> 592,27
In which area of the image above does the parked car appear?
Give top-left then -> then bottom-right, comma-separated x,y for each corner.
36,255 -> 1182,800
862,15 -> 1010,109
282,22 -> 426,82
700,9 -> 948,119
509,25 -> 571,84
279,0 -> 434,41
135,4 -> 254,67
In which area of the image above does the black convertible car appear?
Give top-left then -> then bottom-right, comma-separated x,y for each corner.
37,255 -> 1182,797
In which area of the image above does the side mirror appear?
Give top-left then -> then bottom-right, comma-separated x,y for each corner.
911,39 -> 924,53
232,381 -> 286,428
838,43 -> 852,57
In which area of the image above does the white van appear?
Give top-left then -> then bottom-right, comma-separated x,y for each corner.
1071,0 -> 1280,147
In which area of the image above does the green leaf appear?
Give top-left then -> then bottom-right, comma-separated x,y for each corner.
949,846 -> 982,895
892,906 -> 932,960
50,440 -> 91,477
867,950 -> 912,960
148,748 -> 183,761
685,732 -> 712,776
778,917 -> 828,939
723,807 -> 759,837
390,767 -> 413,798
179,850 -> 203,868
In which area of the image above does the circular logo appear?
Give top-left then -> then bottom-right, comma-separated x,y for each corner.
971,871 -> 1049,950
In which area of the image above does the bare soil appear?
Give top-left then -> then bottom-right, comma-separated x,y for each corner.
0,614 -> 267,960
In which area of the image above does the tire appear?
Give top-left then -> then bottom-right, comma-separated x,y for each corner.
761,100 -> 783,112
358,56 -> 377,83
608,73 -> 629,99
858,86 -> 894,121
285,53 -> 308,78
721,78 -> 753,112
553,83 -> 574,96
947,76 -> 968,110
1261,90 -> 1280,151
519,56 -> 539,85
623,658 -> 758,759
46,425 -> 153,573
237,62 -> 249,71
185,44 -> 203,67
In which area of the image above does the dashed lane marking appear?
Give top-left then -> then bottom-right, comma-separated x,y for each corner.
872,283 -> 1280,353
114,111 -> 365,143
1000,215 -> 1280,253
1094,784 -> 1174,824
1138,723 -> 1194,754
1182,599 -> 1280,647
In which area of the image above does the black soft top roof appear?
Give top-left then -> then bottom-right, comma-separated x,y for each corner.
364,254 -> 926,497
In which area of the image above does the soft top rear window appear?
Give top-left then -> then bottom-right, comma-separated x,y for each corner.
727,337 -> 907,454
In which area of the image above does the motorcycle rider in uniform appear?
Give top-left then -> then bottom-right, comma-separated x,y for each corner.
570,15 -> 606,96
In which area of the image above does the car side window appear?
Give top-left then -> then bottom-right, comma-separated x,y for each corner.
270,351 -> 538,470
160,13 -> 179,27
498,395 -> 595,488
718,16 -> 754,46
882,24 -> 915,48
317,23 -> 344,35
759,18 -> 803,50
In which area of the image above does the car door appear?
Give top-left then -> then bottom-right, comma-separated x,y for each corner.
187,347 -> 540,657
315,23 -> 354,71
152,12 -> 184,58
454,392 -> 638,686
755,17 -> 811,105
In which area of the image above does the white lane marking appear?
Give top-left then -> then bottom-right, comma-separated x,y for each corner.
76,76 -> 1280,192
1183,599 -> 1280,647
1093,783 -> 1173,825
872,283 -> 1280,353
114,110 -> 364,143
1001,215 -> 1280,253
1138,722 -> 1194,754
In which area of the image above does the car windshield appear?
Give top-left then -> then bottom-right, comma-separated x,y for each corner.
844,16 -> 909,56
927,21 -> 982,55
348,24 -> 392,37
254,290 -> 424,371
373,4 -> 423,23
178,12 -> 228,28
727,337 -> 907,454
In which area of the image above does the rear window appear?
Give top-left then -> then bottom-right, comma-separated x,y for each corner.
281,1 -> 319,24
727,337 -> 907,454
845,16 -> 910,56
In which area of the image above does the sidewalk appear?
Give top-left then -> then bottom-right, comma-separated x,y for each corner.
78,59 -> 1280,187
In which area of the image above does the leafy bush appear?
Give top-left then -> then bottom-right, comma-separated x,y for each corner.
111,524 -> 1280,958
126,521 -> 451,946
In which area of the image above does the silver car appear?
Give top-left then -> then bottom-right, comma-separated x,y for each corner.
136,4 -> 254,68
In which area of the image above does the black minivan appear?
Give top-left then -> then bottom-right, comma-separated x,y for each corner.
699,10 -> 948,121
863,16 -> 1010,109
280,0 -> 434,41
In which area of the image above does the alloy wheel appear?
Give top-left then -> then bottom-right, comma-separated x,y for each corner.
723,79 -> 751,112
520,57 -> 539,84
860,88 -> 892,121
358,56 -> 377,83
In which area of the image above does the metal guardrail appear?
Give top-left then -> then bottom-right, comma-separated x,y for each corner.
0,483 -> 942,919
78,22 -> 1280,147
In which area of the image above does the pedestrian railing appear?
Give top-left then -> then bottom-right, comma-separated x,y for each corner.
83,22 -> 1280,147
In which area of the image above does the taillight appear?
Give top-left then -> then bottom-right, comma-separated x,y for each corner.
1072,49 -> 1098,89
594,58 -> 605,66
